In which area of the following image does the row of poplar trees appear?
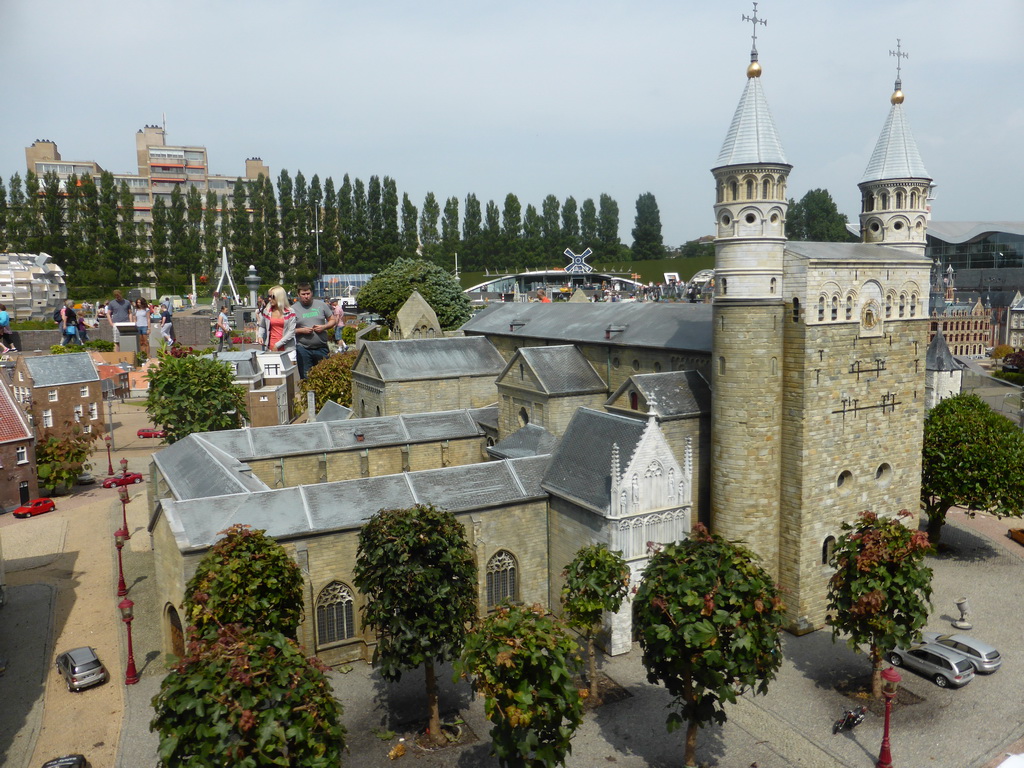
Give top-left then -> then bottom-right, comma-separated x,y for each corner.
0,169 -> 666,291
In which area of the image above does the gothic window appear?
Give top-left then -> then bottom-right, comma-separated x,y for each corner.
632,474 -> 639,501
629,391 -> 638,410
644,461 -> 663,478
718,356 -> 726,375
831,296 -> 838,321
519,363 -> 524,380
620,491 -> 628,516
486,550 -> 518,607
316,582 -> 355,645
668,468 -> 676,501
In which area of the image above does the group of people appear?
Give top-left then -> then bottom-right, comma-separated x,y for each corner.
105,291 -> 174,353
256,282 -> 339,379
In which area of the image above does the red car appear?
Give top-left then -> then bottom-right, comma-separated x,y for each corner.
13,498 -> 56,518
101,472 -> 144,489
137,428 -> 166,438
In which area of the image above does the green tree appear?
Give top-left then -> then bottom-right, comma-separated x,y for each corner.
827,510 -> 932,697
522,204 -> 544,268
921,392 -> 1024,543
184,524 -> 305,640
482,200 -> 501,268
561,196 -> 579,250
560,544 -> 630,700
380,176 -> 401,263
462,193 -> 483,270
400,193 -> 419,255
420,191 -> 441,262
145,351 -> 249,443
632,525 -> 785,767
458,603 -> 584,768
36,423 -> 99,493
541,194 -> 560,258
353,504 -> 477,746
296,350 -> 356,413
579,198 -> 597,248
786,188 -> 852,242
441,195 -> 460,265
501,193 -> 522,263
355,256 -> 471,330
151,623 -> 345,768
596,193 -> 621,262
631,192 -> 664,260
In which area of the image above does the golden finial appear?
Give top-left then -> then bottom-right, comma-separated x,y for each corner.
743,2 -> 767,77
890,39 -> 908,104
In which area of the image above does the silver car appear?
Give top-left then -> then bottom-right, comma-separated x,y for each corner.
922,632 -> 1002,674
55,647 -> 108,692
886,642 -> 976,688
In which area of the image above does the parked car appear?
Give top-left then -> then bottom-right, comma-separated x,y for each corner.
137,428 -> 166,438
101,472 -> 143,489
76,472 -> 96,485
887,642 -> 976,687
922,631 -> 1002,673
54,647 -> 108,692
42,756 -> 89,768
13,498 -> 56,519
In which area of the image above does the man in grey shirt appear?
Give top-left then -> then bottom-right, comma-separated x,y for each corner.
292,283 -> 336,379
107,290 -> 133,351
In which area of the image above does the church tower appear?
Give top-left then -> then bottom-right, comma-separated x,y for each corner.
710,5 -> 791,578
859,40 -> 933,257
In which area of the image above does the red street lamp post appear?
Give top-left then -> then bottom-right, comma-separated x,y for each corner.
114,528 -> 128,597
104,434 -> 114,476
119,457 -> 128,475
877,665 -> 902,768
118,484 -> 131,540
118,597 -> 140,685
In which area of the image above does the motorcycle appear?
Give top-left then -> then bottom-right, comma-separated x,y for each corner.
832,705 -> 867,734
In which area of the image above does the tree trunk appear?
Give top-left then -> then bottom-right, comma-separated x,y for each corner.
588,633 -> 598,701
425,660 -> 445,747
684,720 -> 699,766
871,646 -> 883,700
926,513 -> 945,544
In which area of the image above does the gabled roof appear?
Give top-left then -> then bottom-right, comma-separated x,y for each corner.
715,75 -> 788,168
785,241 -> 931,266
926,328 -> 964,373
463,302 -> 713,354
487,424 -> 558,460
152,435 -> 272,501
156,455 -> 551,550
203,351 -> 261,379
543,408 -> 646,514
861,101 -> 930,183
358,337 -> 505,382
608,370 -> 711,419
23,353 -> 99,387
314,401 -> 354,422
0,383 -> 32,443
499,345 -> 607,395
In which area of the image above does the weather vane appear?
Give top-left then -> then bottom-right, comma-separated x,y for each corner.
743,2 -> 767,61
890,38 -> 908,88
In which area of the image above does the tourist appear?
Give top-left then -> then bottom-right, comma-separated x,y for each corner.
330,299 -> 347,353
106,290 -> 133,351
159,303 -> 175,345
0,303 -> 14,353
260,286 -> 296,354
60,300 -> 81,346
134,298 -> 151,357
291,282 -> 334,379
536,288 -> 551,303
215,305 -> 232,353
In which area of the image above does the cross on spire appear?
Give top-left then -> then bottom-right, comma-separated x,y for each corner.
743,2 -> 767,62
890,38 -> 908,89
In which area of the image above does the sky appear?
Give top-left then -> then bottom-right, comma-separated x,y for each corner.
1,0 -> 1021,249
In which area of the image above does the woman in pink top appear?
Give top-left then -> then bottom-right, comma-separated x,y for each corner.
261,285 -> 296,352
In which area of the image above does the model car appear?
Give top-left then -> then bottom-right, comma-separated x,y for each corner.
55,647 -> 108,692
101,472 -> 143,489
137,427 -> 166,438
12,498 -> 56,519
41,755 -> 89,768
886,642 -> 976,687
921,631 -> 1001,673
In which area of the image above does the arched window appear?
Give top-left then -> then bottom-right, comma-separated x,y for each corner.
818,296 -> 825,322
518,407 -> 529,426
831,296 -> 838,321
885,294 -> 893,319
822,536 -> 837,566
729,180 -> 738,201
721,278 -> 728,295
895,190 -> 905,209
770,277 -> 776,295
899,294 -> 906,318
745,179 -> 754,199
762,178 -> 772,198
911,190 -> 918,208
316,582 -> 355,645
629,391 -> 639,410
880,192 -> 889,209
845,295 -> 853,320
910,293 -> 918,317
792,297 -> 800,322
486,550 -> 518,607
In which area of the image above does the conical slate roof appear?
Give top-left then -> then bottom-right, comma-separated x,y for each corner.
715,75 -> 787,167
861,102 -> 930,183
925,327 -> 961,372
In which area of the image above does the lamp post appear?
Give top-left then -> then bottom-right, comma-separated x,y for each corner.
118,597 -> 140,685
104,434 -> 113,476
114,528 -> 128,597
119,457 -> 128,475
118,484 -> 131,540
311,206 -> 323,292
877,666 -> 901,768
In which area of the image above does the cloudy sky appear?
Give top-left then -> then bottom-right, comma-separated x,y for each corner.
1,0 -> 1020,248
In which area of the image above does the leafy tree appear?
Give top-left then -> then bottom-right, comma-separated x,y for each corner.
441,195 -> 460,265
632,525 -> 784,767
786,188 -> 852,242
679,239 -> 715,259
458,603 -> 584,768
151,623 -> 345,768
560,544 -> 630,700
420,191 -> 441,261
631,192 -> 664,260
145,351 -> 249,443
296,350 -> 356,413
355,256 -> 471,330
561,196 -> 579,250
579,198 -> 597,248
400,193 -> 419,255
184,524 -> 305,640
482,200 -> 501,268
36,423 -> 99,493
921,392 -> 1024,543
380,176 -> 401,262
827,510 -> 932,697
541,194 -> 560,257
353,504 -> 477,746
596,193 -> 621,262
462,193 -> 483,269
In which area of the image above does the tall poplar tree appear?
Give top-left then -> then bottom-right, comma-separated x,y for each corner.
580,197 -> 598,248
597,193 -> 621,261
561,196 -> 580,251
321,177 -> 340,274
420,192 -> 441,263
631,191 -> 664,260
277,169 -> 296,273
462,193 -> 482,270
522,203 -> 544,268
501,193 -> 522,265
441,196 -> 460,268
400,193 -> 418,256
350,178 -> 369,270
203,190 -> 220,281
541,194 -> 561,263
482,200 -> 501,270
380,176 -> 401,264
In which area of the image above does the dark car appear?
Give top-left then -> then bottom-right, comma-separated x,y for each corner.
55,647 -> 108,692
101,472 -> 143,489
887,642 -> 976,687
42,756 -> 89,768
137,427 -> 166,438
13,498 -> 56,519
922,631 -> 1002,673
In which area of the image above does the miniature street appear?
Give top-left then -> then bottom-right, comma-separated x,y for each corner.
0,394 -> 1022,767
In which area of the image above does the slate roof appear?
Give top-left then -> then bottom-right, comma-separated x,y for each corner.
505,346 -> 607,395
785,241 -> 931,266
23,353 -> 99,387
359,337 -> 506,381
314,401 -> 354,422
609,370 -> 711,419
462,302 -> 713,354
542,408 -> 646,515
203,351 -> 261,378
157,455 -> 551,551
0,383 -> 32,443
487,424 -> 558,460
926,328 -> 963,372
152,436 -> 272,501
715,73 -> 788,168
861,98 -> 930,183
